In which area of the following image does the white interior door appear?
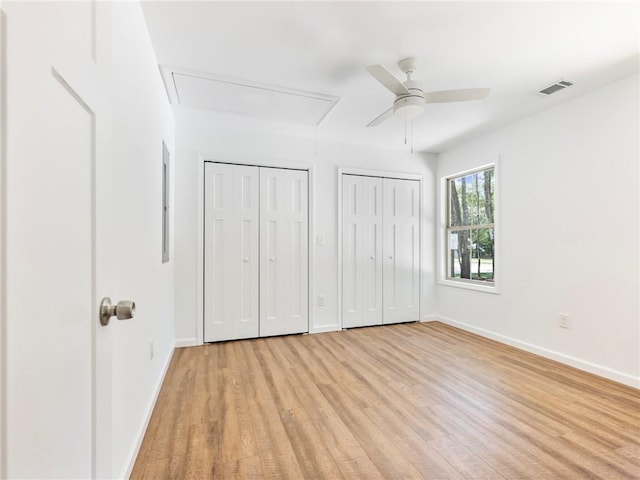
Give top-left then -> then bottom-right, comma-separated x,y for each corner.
260,168 -> 309,337
204,163 -> 260,342
4,2 -> 109,477
342,175 -> 383,328
383,178 -> 420,324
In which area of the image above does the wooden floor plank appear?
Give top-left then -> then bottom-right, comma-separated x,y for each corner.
317,382 -> 427,480
362,404 -> 466,480
209,456 -> 263,480
279,409 -> 345,479
131,322 -> 640,479
427,435 -> 507,480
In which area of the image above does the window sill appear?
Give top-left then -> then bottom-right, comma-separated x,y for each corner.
437,279 -> 500,295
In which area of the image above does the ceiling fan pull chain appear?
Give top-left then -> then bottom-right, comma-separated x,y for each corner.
411,121 -> 414,154
404,119 -> 407,145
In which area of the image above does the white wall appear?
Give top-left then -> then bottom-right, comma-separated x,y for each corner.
174,109 -> 438,344
108,3 -> 175,478
435,73 -> 639,387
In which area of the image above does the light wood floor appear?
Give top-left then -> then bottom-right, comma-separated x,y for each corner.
131,322 -> 640,479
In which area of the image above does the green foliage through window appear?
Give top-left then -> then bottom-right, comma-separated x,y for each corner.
447,167 -> 495,284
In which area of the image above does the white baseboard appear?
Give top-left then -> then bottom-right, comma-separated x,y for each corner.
122,342 -> 176,479
175,337 -> 198,348
435,315 -> 640,389
421,314 -> 439,322
178,328 -> 341,344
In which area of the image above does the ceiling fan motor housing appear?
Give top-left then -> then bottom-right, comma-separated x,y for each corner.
393,79 -> 424,119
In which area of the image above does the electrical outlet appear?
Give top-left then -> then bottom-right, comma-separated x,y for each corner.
318,295 -> 325,307
317,235 -> 325,246
559,313 -> 569,329
150,340 -> 154,359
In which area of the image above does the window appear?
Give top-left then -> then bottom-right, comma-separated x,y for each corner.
162,141 -> 170,263
446,166 -> 495,285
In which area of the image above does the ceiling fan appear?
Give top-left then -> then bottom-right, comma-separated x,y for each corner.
366,57 -> 490,127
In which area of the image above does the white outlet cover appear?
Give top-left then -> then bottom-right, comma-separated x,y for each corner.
559,314 -> 569,329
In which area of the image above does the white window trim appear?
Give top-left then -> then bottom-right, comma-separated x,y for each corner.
437,158 -> 501,294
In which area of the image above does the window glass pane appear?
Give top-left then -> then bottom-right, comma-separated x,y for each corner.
470,171 -> 485,225
448,229 -> 471,279
470,228 -> 494,282
483,169 -> 495,225
449,167 -> 494,228
446,166 -> 495,286
449,177 -> 464,227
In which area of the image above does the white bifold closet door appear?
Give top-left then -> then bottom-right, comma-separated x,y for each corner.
204,163 -> 260,342
204,163 -> 308,342
382,178 -> 420,324
342,175 -> 419,327
342,175 -> 384,328
260,168 -> 309,337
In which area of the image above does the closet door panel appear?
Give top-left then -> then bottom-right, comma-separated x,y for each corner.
204,163 -> 259,342
235,168 -> 260,338
342,175 -> 383,328
204,163 -> 234,342
260,171 -> 280,334
260,168 -> 309,337
342,176 -> 362,327
363,178 -> 384,324
382,178 -> 420,324
284,169 -> 309,335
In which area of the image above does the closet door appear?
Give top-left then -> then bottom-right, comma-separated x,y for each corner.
260,168 -> 309,337
342,175 -> 383,328
204,163 -> 260,342
383,178 -> 420,324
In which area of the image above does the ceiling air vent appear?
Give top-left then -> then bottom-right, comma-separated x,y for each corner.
538,79 -> 574,96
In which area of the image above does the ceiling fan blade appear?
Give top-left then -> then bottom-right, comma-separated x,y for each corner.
366,107 -> 394,127
423,88 -> 490,103
366,65 -> 410,96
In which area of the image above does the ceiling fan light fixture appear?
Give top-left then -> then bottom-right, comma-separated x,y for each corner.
393,96 -> 424,120
365,57 -> 490,127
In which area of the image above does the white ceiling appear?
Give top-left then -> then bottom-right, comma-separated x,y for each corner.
141,1 -> 639,153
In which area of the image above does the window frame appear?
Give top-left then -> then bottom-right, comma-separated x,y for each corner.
439,161 -> 499,294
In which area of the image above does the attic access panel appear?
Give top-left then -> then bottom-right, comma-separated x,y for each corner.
164,68 -> 339,126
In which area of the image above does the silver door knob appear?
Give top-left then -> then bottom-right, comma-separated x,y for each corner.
370,256 -> 375,260
243,257 -> 249,262
269,257 -> 275,262
99,297 -> 135,326
389,255 -> 393,259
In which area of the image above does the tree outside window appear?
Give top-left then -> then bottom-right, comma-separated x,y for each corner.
447,166 -> 495,284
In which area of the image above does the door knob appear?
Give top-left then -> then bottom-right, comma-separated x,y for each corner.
243,257 -> 249,262
99,297 -> 135,326
269,257 -> 275,262
370,256 -> 375,260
